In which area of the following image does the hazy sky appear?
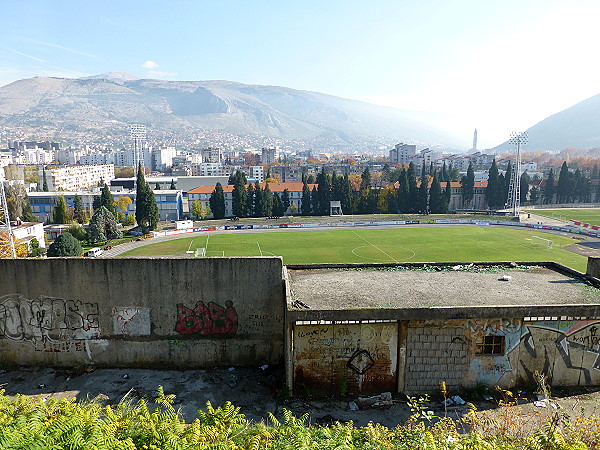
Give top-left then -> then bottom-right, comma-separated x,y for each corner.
1,0 -> 599,148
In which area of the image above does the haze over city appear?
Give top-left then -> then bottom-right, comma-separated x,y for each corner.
2,0 -> 600,148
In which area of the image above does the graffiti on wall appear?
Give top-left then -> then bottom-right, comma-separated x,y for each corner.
112,306 -> 151,336
175,300 -> 238,335
0,294 -> 99,345
518,320 -> 600,385
411,318 -> 600,387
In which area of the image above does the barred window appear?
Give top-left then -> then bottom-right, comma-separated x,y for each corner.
476,335 -> 505,355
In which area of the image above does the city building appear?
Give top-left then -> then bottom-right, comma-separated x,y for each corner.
42,165 -> 115,192
11,220 -> 46,248
389,143 -> 416,165
261,147 -> 277,165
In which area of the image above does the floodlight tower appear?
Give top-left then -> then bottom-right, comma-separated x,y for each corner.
0,174 -> 16,258
130,124 -> 147,178
506,131 -> 527,218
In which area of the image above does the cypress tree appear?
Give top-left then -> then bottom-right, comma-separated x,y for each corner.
340,175 -> 354,214
272,192 -> 285,217
262,183 -> 273,217
557,161 -> 571,203
73,195 -> 86,224
316,167 -> 331,215
520,171 -> 531,203
310,186 -> 319,215
544,169 -> 555,204
486,159 -> 500,209
52,195 -> 68,224
301,181 -> 311,215
42,168 -> 48,192
407,163 -> 418,213
135,163 -> 159,230
463,162 -> 475,208
417,177 -> 428,214
170,179 -> 176,189
281,189 -> 291,213
503,161 -> 512,205
445,179 -> 452,210
252,181 -> 263,217
209,182 -> 226,219
246,183 -> 255,216
429,173 -> 446,214
397,168 -> 409,213
360,167 -> 371,192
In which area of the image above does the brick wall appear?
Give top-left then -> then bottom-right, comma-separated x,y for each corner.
404,326 -> 468,393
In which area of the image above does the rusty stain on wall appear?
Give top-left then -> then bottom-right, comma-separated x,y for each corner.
293,322 -> 397,394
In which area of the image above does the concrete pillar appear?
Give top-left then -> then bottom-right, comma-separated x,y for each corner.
396,320 -> 408,393
586,257 -> 600,278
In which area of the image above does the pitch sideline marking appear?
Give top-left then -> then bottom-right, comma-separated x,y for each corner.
352,231 -> 399,263
257,241 -> 263,256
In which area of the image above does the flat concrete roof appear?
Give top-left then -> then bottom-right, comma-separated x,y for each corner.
287,266 -> 600,311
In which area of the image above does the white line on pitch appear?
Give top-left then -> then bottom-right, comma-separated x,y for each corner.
257,242 -> 263,256
352,231 -> 399,263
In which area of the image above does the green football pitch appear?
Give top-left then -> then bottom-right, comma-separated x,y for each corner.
120,226 -> 587,272
527,209 -> 600,226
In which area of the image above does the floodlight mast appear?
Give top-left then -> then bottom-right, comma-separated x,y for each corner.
506,131 -> 527,218
0,174 -> 16,258
130,124 -> 147,178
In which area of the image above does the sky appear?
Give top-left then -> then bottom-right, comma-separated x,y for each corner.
1,0 -> 600,149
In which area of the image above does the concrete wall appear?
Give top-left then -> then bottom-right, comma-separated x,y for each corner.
0,258 -> 285,368
291,317 -> 600,395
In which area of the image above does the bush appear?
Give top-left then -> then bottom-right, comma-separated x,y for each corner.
46,232 -> 82,257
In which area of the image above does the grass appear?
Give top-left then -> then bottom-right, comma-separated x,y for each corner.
527,208 -> 600,225
120,226 -> 588,272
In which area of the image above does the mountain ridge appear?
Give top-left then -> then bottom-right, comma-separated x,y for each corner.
0,76 -> 463,149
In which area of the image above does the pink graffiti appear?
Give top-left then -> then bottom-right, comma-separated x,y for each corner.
113,307 -> 140,335
175,300 -> 238,335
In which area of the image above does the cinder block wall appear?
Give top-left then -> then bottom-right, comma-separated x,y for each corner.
0,257 -> 285,368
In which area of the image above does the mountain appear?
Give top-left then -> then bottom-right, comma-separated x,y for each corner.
82,72 -> 140,82
0,76 -> 462,149
493,94 -> 600,151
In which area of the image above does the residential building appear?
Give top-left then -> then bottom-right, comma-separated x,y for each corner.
42,164 -> 115,191
389,143 -> 416,165
11,220 -> 46,248
261,147 -> 277,164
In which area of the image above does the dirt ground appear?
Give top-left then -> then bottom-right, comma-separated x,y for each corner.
1,366 -> 599,429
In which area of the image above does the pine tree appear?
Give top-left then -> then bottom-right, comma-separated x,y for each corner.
89,206 -> 122,243
441,161 -> 448,183
209,182 -> 226,219
592,164 -> 599,180
252,181 -> 263,217
100,183 -> 115,213
246,183 -> 256,216
445,179 -> 452,209
46,232 -> 82,257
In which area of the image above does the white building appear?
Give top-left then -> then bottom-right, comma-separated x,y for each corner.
42,164 -> 115,191
11,221 -> 46,248
389,143 -> 416,165
151,146 -> 177,171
